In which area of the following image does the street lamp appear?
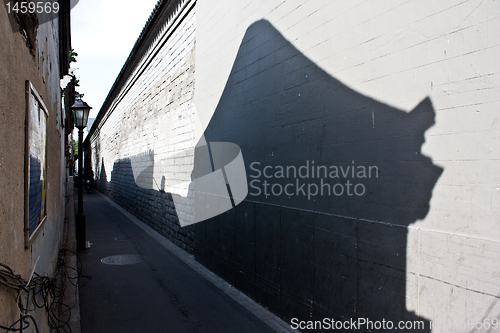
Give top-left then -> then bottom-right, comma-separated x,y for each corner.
71,97 -> 92,251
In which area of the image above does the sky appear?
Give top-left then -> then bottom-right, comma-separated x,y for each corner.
71,0 -> 160,119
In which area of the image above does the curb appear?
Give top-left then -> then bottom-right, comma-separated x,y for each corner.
64,176 -> 81,333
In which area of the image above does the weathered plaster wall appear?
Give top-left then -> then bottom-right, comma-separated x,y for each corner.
194,0 -> 500,330
89,0 -> 197,252
0,6 -> 67,332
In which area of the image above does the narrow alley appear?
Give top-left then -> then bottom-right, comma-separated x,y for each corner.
77,191 -> 291,333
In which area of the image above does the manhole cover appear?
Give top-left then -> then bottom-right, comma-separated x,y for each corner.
101,254 -> 147,265
114,236 -> 144,241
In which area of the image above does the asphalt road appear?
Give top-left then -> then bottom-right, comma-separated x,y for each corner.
77,190 -> 280,333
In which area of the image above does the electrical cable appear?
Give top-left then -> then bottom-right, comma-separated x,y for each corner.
0,248 -> 91,332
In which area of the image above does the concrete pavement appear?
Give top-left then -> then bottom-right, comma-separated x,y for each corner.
77,190 -> 295,333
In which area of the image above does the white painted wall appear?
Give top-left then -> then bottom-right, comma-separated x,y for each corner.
195,0 -> 500,330
91,1 -> 197,226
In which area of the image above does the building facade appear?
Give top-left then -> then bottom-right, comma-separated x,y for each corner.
0,1 -> 73,331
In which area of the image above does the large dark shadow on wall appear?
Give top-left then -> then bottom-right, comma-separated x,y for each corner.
196,20 -> 442,332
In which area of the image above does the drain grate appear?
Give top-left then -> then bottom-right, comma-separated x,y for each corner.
101,254 -> 147,265
114,236 -> 144,241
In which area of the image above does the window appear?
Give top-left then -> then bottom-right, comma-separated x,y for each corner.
24,81 -> 49,248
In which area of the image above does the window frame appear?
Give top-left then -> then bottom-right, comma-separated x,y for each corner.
24,81 -> 49,249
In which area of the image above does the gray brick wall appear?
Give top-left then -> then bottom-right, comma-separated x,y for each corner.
98,155 -> 195,253
90,0 -> 196,253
